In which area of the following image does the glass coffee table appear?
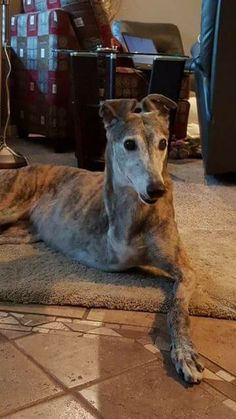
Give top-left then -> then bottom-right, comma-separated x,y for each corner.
70,51 -> 188,170
71,50 -> 188,99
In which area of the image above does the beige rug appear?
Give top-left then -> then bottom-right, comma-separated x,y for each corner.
0,161 -> 236,319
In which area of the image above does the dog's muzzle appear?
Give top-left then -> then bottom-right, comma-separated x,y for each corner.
139,190 -> 165,205
139,182 -> 166,204
139,194 -> 158,204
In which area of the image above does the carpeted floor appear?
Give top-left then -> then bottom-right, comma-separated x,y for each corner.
0,136 -> 236,319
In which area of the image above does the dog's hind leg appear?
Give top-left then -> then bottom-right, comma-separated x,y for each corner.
0,166 -> 44,226
0,169 -> 32,226
0,206 -> 31,226
0,221 -> 40,244
166,246 -> 204,384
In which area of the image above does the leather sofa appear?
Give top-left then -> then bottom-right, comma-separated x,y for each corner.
112,20 -> 191,140
192,0 -> 236,174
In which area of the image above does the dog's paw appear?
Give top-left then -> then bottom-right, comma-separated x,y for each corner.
170,343 -> 204,384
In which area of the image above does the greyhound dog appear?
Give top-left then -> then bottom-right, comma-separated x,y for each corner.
0,94 -> 204,383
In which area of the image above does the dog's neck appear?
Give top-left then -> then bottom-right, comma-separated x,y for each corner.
104,147 -> 138,236
103,144 -> 150,243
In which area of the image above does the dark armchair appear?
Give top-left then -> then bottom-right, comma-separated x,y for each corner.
193,0 -> 236,175
111,20 -> 185,56
112,19 -> 191,140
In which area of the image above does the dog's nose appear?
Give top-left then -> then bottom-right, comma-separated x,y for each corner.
146,182 -> 166,199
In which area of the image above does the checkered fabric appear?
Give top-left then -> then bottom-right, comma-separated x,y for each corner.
10,1 -> 148,144
23,0 -> 71,11
22,0 -> 113,49
11,9 -> 80,141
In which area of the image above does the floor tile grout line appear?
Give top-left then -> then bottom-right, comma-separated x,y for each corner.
0,324 -> 152,341
9,338 -> 105,419
0,392 -> 66,418
0,306 -> 86,320
1,310 -> 156,329
2,325 -> 160,349
1,391 -> 104,419
0,314 -> 21,324
1,320 -> 154,331
13,333 -> 159,398
65,389 -> 105,419
2,323 -> 235,413
216,370 -> 236,382
73,358 -> 159,392
1,306 -> 236,325
1,338 -> 232,414
0,328 -> 159,346
2,311 -> 236,378
201,381 -> 228,402
0,319 -> 61,328
0,326 -> 33,333
7,310 -> 157,328
3,321 -> 235,377
203,377 -> 236,402
7,331 -> 236,397
200,353 -> 236,379
8,338 -> 68,390
12,326 -> 151,341
1,308 -> 165,330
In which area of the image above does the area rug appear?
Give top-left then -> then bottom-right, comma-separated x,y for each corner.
0,160 -> 236,319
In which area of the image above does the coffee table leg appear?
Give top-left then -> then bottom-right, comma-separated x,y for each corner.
70,54 -> 100,168
104,53 -> 116,99
149,59 -> 186,141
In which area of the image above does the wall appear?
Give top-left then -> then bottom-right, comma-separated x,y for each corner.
116,0 -> 201,54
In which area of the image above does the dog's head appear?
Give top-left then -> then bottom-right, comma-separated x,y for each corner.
100,94 -> 176,204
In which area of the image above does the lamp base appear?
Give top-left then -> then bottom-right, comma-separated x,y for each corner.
0,144 -> 28,169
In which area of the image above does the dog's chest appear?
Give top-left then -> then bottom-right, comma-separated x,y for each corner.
108,227 -> 144,266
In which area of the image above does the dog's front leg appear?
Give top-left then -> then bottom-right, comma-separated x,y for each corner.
167,246 -> 204,384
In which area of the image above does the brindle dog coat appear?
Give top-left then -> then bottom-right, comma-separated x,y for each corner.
0,95 -> 204,383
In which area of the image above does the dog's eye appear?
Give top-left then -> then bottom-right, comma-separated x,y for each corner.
159,139 -> 167,150
124,139 -> 137,151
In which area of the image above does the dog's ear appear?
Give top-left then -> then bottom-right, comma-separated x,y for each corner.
99,98 -> 137,128
141,94 -> 177,118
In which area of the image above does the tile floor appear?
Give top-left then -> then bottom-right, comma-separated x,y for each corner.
0,303 -> 235,418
